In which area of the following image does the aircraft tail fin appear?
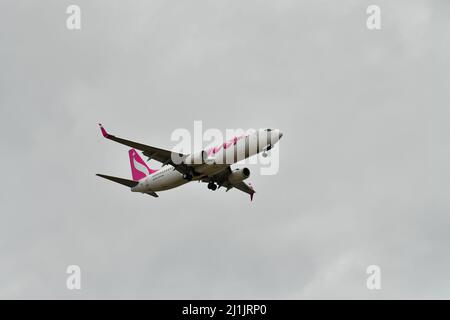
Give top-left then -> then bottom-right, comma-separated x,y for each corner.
129,148 -> 157,181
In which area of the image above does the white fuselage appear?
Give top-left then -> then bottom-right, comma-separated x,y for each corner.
131,129 -> 282,193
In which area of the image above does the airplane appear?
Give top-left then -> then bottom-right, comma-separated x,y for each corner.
96,124 -> 283,201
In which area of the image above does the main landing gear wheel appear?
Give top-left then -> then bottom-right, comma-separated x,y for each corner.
208,182 -> 217,191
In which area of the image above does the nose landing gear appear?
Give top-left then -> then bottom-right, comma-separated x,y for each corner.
262,145 -> 272,158
207,182 -> 217,191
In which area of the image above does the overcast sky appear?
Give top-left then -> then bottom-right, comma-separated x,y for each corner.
1,0 -> 449,299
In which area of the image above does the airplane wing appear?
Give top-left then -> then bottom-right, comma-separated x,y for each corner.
99,124 -> 184,165
201,167 -> 255,201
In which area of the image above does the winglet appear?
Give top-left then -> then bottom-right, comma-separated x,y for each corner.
250,193 -> 254,201
98,123 -> 109,138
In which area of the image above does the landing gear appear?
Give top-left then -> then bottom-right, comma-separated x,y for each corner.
207,182 -> 217,191
183,174 -> 193,181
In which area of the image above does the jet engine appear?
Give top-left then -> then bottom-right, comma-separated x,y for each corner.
228,168 -> 250,184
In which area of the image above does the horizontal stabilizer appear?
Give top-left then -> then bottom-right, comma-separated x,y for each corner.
96,174 -> 139,188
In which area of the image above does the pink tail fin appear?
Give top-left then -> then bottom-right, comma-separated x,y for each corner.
128,149 -> 157,181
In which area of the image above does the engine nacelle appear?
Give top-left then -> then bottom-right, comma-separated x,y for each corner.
228,168 -> 250,184
183,150 -> 207,165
